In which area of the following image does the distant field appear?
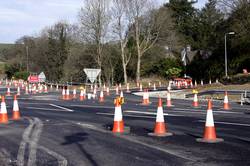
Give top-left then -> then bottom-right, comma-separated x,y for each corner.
0,43 -> 14,51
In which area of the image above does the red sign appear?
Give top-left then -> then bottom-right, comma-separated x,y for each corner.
28,75 -> 39,83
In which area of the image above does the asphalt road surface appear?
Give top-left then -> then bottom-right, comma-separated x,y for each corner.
0,85 -> 250,166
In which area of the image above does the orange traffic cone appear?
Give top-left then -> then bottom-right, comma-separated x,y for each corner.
17,86 -> 20,96
0,96 -> 8,124
79,89 -> 85,101
148,98 -> 172,137
65,88 -> 70,100
106,87 -> 110,96
25,86 -> 29,95
197,99 -> 224,143
153,83 -> 157,91
62,88 -> 66,100
166,91 -> 174,107
223,91 -> 230,110
99,90 -> 104,102
73,88 -> 77,99
193,93 -> 199,107
126,83 -> 130,93
139,84 -> 143,91
12,95 -> 20,120
112,99 -> 124,133
6,86 -> 11,96
142,89 -> 150,105
115,85 -> 119,95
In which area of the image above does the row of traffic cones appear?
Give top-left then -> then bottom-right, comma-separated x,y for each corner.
193,91 -> 231,110
112,97 -> 223,143
0,95 -> 21,124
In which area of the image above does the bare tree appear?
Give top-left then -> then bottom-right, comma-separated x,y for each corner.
126,0 -> 162,82
79,0 -> 110,85
112,0 -> 131,84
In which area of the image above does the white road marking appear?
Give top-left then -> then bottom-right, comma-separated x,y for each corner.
71,104 -> 113,109
198,120 -> 250,127
96,112 -> 155,119
50,104 -> 74,112
26,107 -> 64,112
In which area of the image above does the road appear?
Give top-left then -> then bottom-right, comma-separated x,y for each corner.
0,85 -> 250,166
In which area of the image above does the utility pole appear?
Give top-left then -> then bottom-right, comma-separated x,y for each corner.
26,46 -> 29,72
224,32 -> 235,78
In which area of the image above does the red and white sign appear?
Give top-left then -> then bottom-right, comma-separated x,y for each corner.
28,75 -> 39,83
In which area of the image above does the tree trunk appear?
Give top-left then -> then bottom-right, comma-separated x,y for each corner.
136,51 -> 141,83
121,47 -> 128,84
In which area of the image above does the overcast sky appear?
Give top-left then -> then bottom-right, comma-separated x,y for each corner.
0,0 -> 208,44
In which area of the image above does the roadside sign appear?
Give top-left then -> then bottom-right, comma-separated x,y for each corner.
84,68 -> 101,83
28,75 -> 39,83
38,72 -> 46,82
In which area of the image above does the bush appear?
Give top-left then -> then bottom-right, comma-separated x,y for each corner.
13,71 -> 30,80
165,67 -> 182,79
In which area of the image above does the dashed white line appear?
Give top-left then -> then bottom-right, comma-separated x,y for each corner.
50,104 -> 74,112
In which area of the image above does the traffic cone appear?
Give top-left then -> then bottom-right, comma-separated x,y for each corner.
44,85 -> 48,93
73,88 -> 77,99
65,88 -> 70,100
197,99 -> 223,143
115,85 -> 119,95
12,95 -> 20,120
148,98 -> 172,137
153,83 -> 157,91
79,89 -> 85,101
112,99 -> 124,133
139,84 -> 143,91
25,86 -> 29,95
141,89 -> 150,105
223,91 -> 230,110
166,91 -> 174,107
126,83 -> 130,93
0,96 -> 8,124
62,88 -> 66,100
99,90 -> 104,102
120,91 -> 124,98
177,82 -> 181,89
193,93 -> 199,107
17,86 -> 20,96
106,87 -> 110,96
6,86 -> 11,96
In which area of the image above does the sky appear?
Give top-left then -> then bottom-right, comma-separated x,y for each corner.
0,0 -> 208,44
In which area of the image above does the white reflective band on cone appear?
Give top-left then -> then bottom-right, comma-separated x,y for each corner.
114,106 -> 123,121
156,106 -> 164,122
1,102 -> 7,113
205,109 -> 214,127
13,100 -> 19,111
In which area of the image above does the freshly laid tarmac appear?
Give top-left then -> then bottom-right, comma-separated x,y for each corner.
0,85 -> 250,166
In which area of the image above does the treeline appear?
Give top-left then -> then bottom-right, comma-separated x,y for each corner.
2,0 -> 250,84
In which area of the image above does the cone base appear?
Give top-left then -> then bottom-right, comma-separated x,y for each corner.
148,132 -> 173,137
12,111 -> 21,120
112,126 -> 130,135
196,138 -> 224,143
